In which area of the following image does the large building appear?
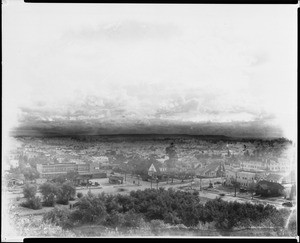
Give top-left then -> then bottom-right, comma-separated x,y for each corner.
241,160 -> 267,172
268,158 -> 291,172
196,162 -> 225,178
36,162 -> 104,179
225,169 -> 258,188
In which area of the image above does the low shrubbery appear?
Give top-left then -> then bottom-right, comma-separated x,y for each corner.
20,196 -> 42,210
43,207 -> 74,229
39,181 -> 76,206
41,188 -> 292,233
21,183 -> 42,210
12,215 -> 77,237
39,182 -> 60,206
23,184 -> 37,199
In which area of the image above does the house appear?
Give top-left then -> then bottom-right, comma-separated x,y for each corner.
148,162 -> 167,176
263,173 -> 285,184
6,173 -> 25,187
196,162 -> 225,178
256,180 -> 285,197
236,171 -> 257,188
241,160 -> 267,172
75,174 -> 93,186
225,169 -> 259,189
157,156 -> 169,164
193,162 -> 204,170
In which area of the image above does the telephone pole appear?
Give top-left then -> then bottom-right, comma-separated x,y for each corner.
234,172 -> 238,197
200,178 -> 202,191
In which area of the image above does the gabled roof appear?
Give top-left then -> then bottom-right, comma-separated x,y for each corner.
194,163 -> 203,170
257,180 -> 284,190
196,163 -> 223,175
148,161 -> 166,173
265,173 -> 284,183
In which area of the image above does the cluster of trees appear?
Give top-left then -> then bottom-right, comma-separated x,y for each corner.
39,181 -> 76,206
21,184 -> 42,210
43,188 -> 288,231
21,181 -> 76,209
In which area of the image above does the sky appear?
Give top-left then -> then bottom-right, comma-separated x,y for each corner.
2,1 -> 298,140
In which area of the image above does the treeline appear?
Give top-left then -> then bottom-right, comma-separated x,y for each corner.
43,188 -> 289,231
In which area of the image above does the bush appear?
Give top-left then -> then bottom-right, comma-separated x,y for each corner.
56,181 -> 76,205
43,207 -> 73,229
23,183 -> 37,199
39,182 -> 60,207
71,192 -> 107,224
123,210 -> 146,228
56,197 -> 69,205
77,192 -> 83,198
149,219 -> 168,234
14,215 -> 76,237
104,211 -> 125,227
21,196 -> 42,210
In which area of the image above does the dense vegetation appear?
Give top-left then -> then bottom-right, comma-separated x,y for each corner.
43,188 -> 290,231
21,181 -> 76,209
21,184 -> 42,210
39,181 -> 76,206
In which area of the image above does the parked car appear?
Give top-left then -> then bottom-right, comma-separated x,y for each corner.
282,202 -> 293,207
214,182 -> 221,185
219,193 -> 225,196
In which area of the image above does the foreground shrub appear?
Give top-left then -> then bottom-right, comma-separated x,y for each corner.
13,215 -> 76,237
43,207 -> 73,229
149,219 -> 169,235
104,211 -> 125,227
71,192 -> 107,224
20,196 -> 42,210
56,197 -> 69,205
56,181 -> 76,205
123,210 -> 146,228
77,192 -> 83,198
23,184 -> 37,199
40,182 -> 60,207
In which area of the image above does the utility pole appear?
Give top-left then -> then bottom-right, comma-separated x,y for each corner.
234,172 -> 237,197
156,177 -> 159,190
200,178 -> 202,191
150,175 -> 153,189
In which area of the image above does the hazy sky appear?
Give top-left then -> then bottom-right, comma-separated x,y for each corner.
3,1 -> 297,139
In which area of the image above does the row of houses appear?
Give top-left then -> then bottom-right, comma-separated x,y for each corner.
241,159 -> 292,173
